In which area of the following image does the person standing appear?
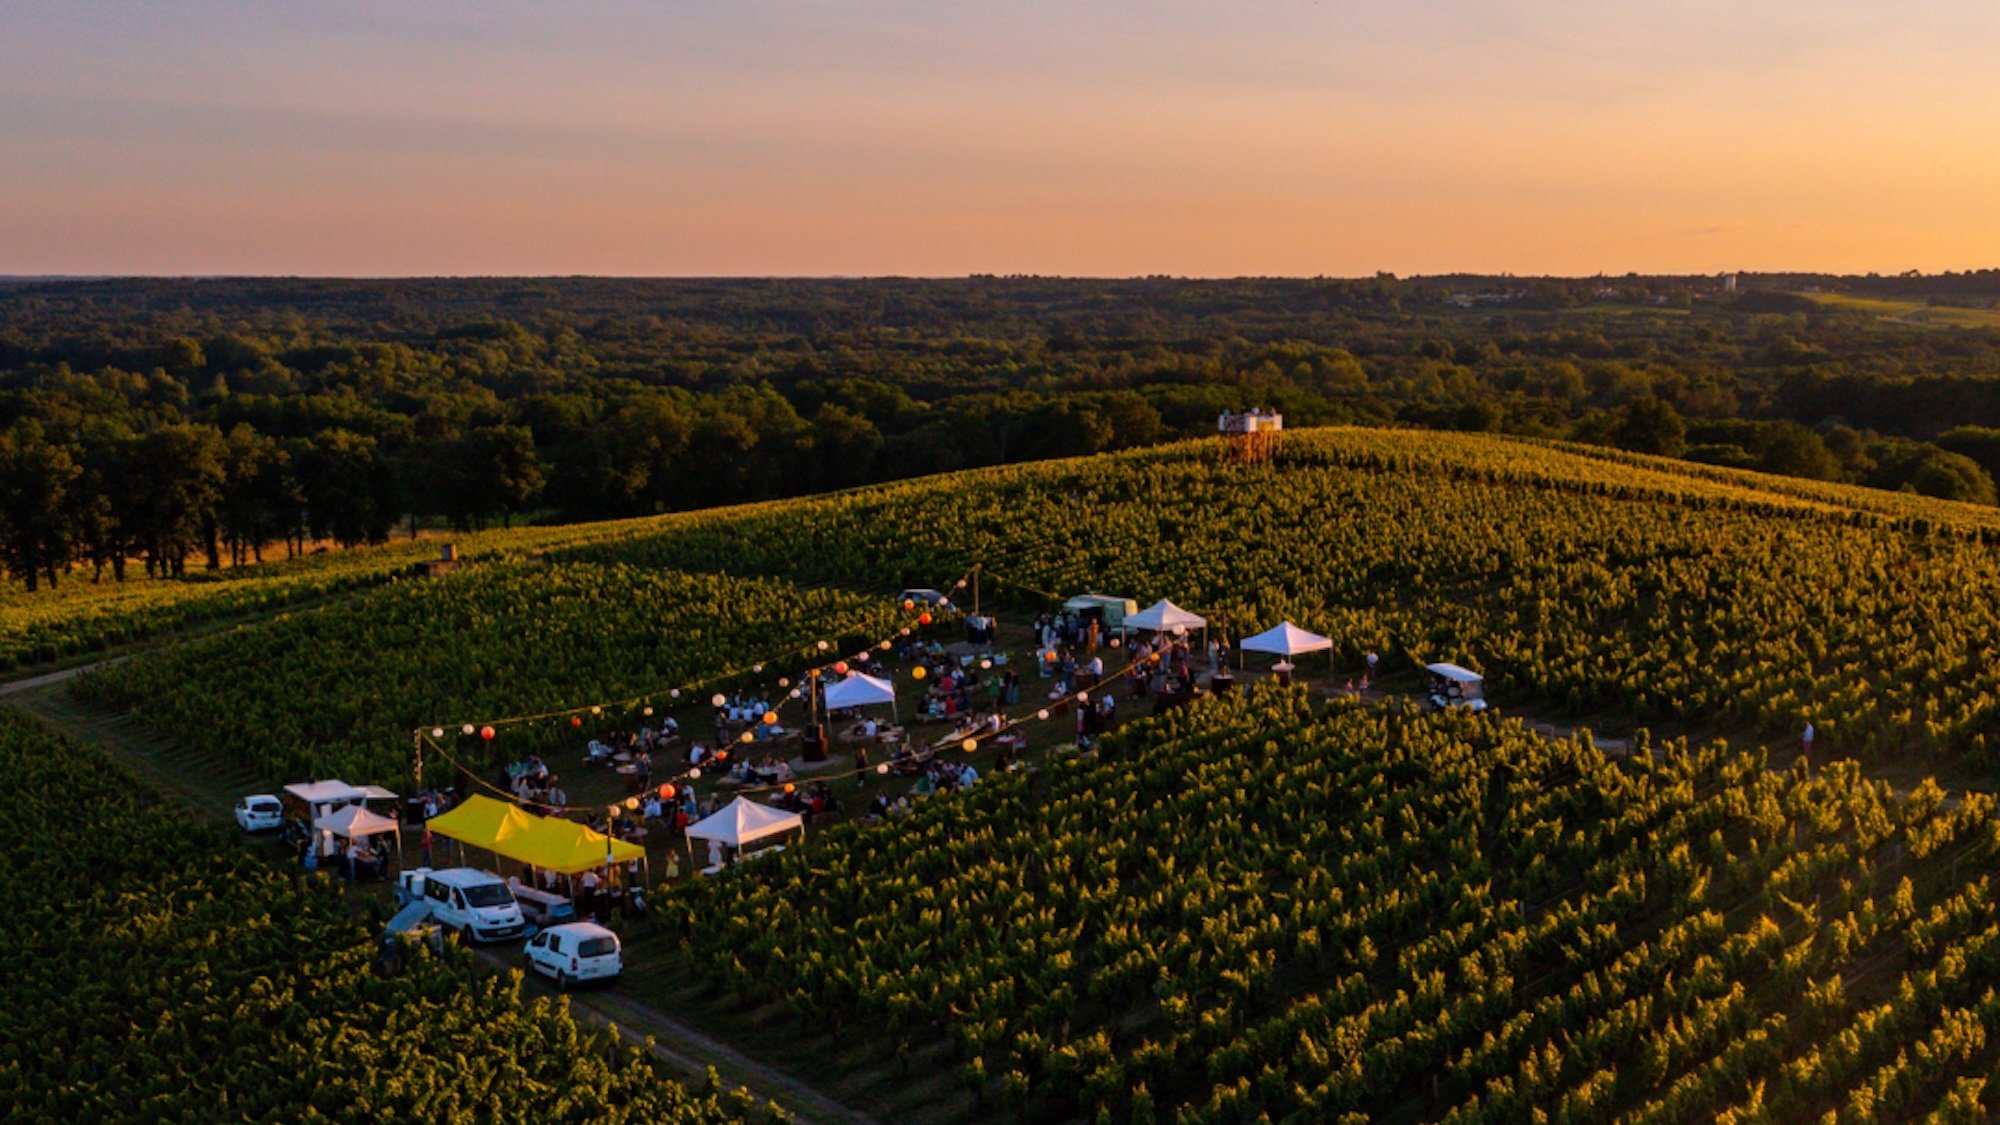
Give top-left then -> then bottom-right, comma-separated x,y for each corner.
1802,721 -> 1816,771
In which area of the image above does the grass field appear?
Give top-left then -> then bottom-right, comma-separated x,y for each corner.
1799,291 -> 2000,329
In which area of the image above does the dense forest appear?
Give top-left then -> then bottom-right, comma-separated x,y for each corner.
6,271 -> 2000,591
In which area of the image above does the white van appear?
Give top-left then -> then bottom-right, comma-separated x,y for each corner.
523,922 -> 623,989
396,867 -> 526,943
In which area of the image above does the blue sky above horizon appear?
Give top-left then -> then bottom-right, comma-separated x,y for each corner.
5,1 -> 1998,276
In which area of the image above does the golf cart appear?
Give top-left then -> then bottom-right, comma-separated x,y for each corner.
1426,663 -> 1488,712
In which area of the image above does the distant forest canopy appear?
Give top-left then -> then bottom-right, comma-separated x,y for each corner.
6,272 -> 2000,590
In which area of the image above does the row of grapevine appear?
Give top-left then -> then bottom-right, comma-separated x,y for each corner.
565,428 -> 2000,765
0,709 -> 760,1122
649,688 -> 2000,1121
72,561 -> 894,785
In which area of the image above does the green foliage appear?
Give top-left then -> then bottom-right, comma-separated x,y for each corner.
76,562 -> 890,785
0,710 -> 744,1123
564,428 -> 2000,765
657,689 -> 2000,1120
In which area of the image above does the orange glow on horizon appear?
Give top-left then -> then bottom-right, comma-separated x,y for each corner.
5,2 -> 1998,276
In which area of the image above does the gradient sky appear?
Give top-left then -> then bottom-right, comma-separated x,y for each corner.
5,1 -> 1998,276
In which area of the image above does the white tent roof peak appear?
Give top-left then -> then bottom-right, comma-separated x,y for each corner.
823,672 -> 896,709
685,797 -> 804,849
1126,599 -> 1208,632
313,803 -> 400,839
1241,622 -> 1333,656
285,780 -> 364,805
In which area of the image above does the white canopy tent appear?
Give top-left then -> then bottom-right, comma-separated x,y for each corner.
823,672 -> 900,725
1241,622 -> 1336,680
1242,622 -> 1332,655
1125,599 -> 1208,634
684,797 -> 805,871
313,803 -> 404,866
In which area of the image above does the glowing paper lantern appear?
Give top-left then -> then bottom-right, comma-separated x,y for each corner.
591,705 -> 602,715
753,663 -> 765,673
789,689 -> 802,699
962,738 -> 978,752
642,706 -> 654,717
670,689 -> 681,699
430,728 -> 444,738
1045,651 -> 1058,664
784,783 -> 796,794
715,750 -> 729,762
571,716 -> 583,728
480,726 -> 496,741
461,724 -> 475,736
762,711 -> 779,725
624,797 -> 639,810
911,666 -> 928,680
778,677 -> 791,688
660,784 -> 676,799
918,612 -> 933,626
954,579 -> 967,589
1078,692 -> 1090,703
979,659 -> 992,669
740,731 -> 755,743
817,640 -> 831,651
689,768 -> 703,779
876,763 -> 890,775
834,661 -> 849,675
711,693 -> 727,708
607,805 -> 620,819
903,599 -> 916,611
878,641 -> 892,650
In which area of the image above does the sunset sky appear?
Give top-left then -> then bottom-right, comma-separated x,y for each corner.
5,1 -> 1997,277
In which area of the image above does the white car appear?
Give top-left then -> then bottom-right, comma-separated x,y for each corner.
524,922 -> 623,989
397,867 -> 527,943
234,794 -> 285,832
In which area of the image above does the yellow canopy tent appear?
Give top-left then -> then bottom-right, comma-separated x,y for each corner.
423,793 -> 644,879
424,794 -> 538,854
515,815 -> 645,875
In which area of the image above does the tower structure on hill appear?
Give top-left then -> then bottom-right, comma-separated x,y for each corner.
1218,408 -> 1283,464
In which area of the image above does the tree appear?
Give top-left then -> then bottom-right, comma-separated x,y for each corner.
1758,422 -> 1840,481
462,425 -> 545,528
809,404 -> 883,490
1615,397 -> 1687,457
1904,449 -> 1996,505
217,425 -> 296,564
0,421 -> 81,590
126,424 -> 227,577
300,429 -> 397,548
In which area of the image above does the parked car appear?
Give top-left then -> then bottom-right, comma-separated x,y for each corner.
396,867 -> 526,943
235,794 -> 285,832
523,922 -> 623,989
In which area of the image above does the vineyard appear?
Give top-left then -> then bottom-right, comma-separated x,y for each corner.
557,428 -> 2000,767
0,514 -> 684,673
653,688 -> 2000,1121
0,709 -> 761,1122
74,562 -> 894,785
31,423 -> 2000,1122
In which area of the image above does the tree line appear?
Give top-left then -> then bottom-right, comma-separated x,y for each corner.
6,274 -> 2000,590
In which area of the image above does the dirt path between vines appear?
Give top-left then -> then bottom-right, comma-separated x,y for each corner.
0,675 -> 877,1125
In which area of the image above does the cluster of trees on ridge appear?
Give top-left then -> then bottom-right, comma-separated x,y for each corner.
7,273 -> 2000,590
